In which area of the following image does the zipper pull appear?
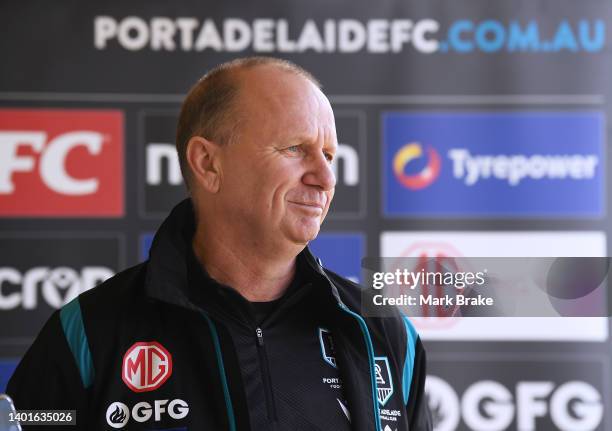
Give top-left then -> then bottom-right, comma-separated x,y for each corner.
256,327 -> 264,346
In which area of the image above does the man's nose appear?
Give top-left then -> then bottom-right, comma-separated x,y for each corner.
303,152 -> 336,191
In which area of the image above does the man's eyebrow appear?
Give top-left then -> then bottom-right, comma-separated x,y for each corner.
294,134 -> 337,146
275,136 -> 312,148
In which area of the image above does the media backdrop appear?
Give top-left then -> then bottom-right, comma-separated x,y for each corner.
0,1 -> 610,430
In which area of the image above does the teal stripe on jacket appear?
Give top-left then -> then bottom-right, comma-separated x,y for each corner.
60,297 -> 94,388
401,315 -> 418,405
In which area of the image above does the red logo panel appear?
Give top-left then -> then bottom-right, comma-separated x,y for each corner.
122,341 -> 173,393
0,109 -> 123,216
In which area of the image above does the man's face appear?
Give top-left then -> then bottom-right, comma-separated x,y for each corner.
215,66 -> 337,247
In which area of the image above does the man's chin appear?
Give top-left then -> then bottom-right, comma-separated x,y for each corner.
277,216 -> 322,247
292,233 -> 318,246
286,226 -> 320,246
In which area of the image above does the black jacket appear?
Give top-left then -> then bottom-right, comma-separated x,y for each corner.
8,199 -> 431,430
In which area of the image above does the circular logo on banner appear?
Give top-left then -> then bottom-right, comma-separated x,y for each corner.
393,142 -> 441,190
106,402 -> 130,428
122,341 -> 173,392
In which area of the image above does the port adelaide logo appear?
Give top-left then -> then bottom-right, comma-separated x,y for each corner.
122,341 -> 172,392
319,327 -> 337,368
375,357 -> 394,406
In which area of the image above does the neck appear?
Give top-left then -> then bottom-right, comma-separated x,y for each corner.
192,220 -> 298,302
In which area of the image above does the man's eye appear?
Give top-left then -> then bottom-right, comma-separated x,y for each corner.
324,152 -> 334,163
285,145 -> 301,154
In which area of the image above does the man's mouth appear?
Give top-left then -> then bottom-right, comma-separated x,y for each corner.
288,201 -> 324,213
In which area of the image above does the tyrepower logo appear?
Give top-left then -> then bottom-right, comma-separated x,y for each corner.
122,341 -> 173,392
0,109 -> 124,216
383,112 -> 604,217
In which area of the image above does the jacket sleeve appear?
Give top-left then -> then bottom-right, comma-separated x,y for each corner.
405,337 -> 432,430
402,316 -> 432,430
6,310 -> 89,430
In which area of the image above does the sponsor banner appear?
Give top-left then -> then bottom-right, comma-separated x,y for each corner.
380,231 -> 608,341
140,110 -> 364,218
0,234 -> 122,355
0,3 -> 607,97
383,112 -> 604,217
0,360 -> 18,393
362,256 -> 610,318
141,231 -> 365,282
427,355 -> 607,431
309,232 -> 365,282
94,16 -> 605,55
0,109 -> 124,217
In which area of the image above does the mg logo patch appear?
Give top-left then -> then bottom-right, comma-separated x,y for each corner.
122,341 -> 172,392
318,327 -> 337,368
375,356 -> 394,406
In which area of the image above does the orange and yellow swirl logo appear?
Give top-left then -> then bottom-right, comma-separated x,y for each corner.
393,142 -> 441,190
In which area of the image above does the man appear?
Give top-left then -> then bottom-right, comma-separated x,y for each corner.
8,57 -> 431,430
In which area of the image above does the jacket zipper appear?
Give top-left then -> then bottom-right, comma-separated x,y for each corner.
311,261 -> 383,431
255,327 -> 277,421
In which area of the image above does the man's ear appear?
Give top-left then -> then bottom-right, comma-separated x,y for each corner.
186,136 -> 221,193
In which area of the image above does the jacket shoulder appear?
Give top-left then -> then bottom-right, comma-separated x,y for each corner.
74,262 -> 150,353
78,261 -> 148,310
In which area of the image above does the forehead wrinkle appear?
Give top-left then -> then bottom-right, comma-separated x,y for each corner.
236,66 -> 335,146
298,93 -> 336,144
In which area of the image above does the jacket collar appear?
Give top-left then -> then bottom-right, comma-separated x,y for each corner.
144,198 -> 344,310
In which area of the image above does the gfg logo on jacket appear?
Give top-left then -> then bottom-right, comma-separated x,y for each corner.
122,341 -> 173,392
0,109 -> 124,216
106,399 -> 189,429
